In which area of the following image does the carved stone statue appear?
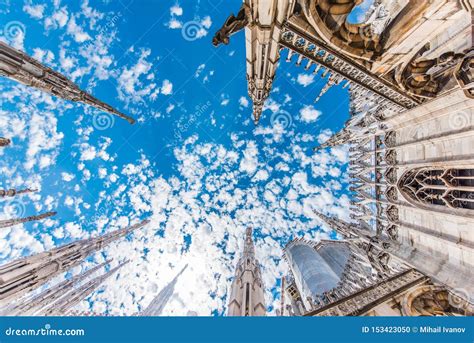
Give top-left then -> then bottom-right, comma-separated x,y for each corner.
454,48 -> 474,99
212,4 -> 250,47
399,42 -> 465,98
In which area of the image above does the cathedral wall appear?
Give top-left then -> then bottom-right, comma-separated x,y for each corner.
396,211 -> 474,268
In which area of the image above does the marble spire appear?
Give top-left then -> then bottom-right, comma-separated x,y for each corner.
0,219 -> 149,304
140,264 -> 188,316
0,41 -> 135,124
4,259 -> 112,316
0,138 -> 11,147
0,211 -> 56,229
227,227 -> 266,316
0,188 -> 37,198
42,260 -> 129,316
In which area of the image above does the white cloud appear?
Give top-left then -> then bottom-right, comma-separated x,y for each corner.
296,73 -> 315,87
167,18 -> 182,29
299,105 -> 322,123
239,141 -> 259,175
166,104 -> 175,114
23,4 -> 46,19
67,15 -> 91,43
161,80 -> 173,95
239,97 -> 249,108
61,172 -> 75,182
201,16 -> 212,29
170,5 -> 183,16
195,64 -> 205,78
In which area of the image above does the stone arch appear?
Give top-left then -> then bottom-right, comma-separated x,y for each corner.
401,285 -> 471,316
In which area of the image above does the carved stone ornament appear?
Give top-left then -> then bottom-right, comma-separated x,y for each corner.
386,205 -> 399,223
212,4 -> 250,46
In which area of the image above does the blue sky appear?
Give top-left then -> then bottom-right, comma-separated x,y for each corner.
0,0 -> 353,315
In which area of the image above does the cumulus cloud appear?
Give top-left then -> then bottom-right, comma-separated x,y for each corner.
161,80 -> 173,95
23,4 -> 46,19
296,73 -> 315,87
239,97 -> 249,108
299,105 -> 322,123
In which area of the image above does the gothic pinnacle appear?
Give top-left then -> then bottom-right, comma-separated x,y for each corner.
0,218 -> 148,303
140,264 -> 188,316
7,259 -> 113,316
0,138 -> 10,147
0,188 -> 38,198
0,41 -> 135,125
43,260 -> 129,316
0,211 -> 56,229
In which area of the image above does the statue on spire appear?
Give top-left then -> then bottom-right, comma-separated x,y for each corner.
212,3 -> 250,47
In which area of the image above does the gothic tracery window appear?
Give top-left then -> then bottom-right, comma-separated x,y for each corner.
398,167 -> 474,210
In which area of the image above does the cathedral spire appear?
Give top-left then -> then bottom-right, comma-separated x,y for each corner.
0,41 -> 135,124
0,211 -> 56,229
5,259 -> 112,316
213,1 -> 294,124
140,264 -> 188,316
313,127 -> 352,152
42,260 -> 129,316
0,188 -> 37,198
0,218 -> 149,304
227,227 -> 266,316
243,227 -> 255,257
0,138 -> 11,147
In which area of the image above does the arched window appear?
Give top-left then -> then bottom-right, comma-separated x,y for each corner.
398,167 -> 474,210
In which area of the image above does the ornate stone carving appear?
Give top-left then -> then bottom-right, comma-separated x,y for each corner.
385,186 -> 398,203
454,48 -> 474,99
384,149 -> 397,165
384,131 -> 396,148
401,285 -> 473,316
399,43 -> 465,98
0,220 -> 149,304
310,269 -> 426,316
386,205 -> 399,223
301,0 -> 386,61
0,137 -> 11,147
384,224 -> 399,241
384,167 -> 397,184
280,27 -> 418,110
398,167 -> 474,211
212,4 -> 250,46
